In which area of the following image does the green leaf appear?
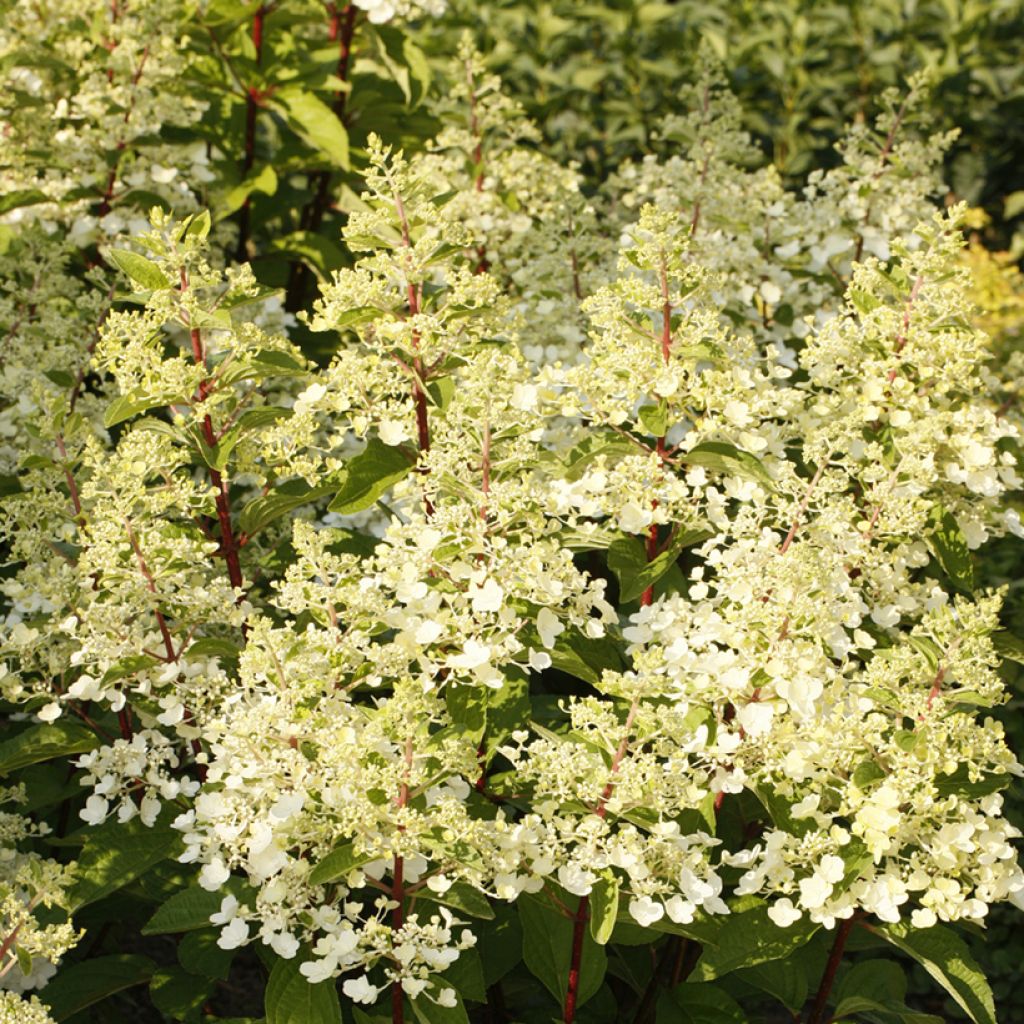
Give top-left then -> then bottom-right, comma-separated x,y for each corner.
833,996 -> 942,1023
1004,190 -> 1024,220
330,305 -> 384,330
681,441 -> 774,489
735,957 -> 808,1012
927,504 -> 975,592
588,872 -> 619,945
836,958 -> 906,1005
265,954 -> 342,1024
655,982 -> 746,1023
187,637 -> 243,661
933,764 -> 1009,799
610,528 -> 710,603
0,721 -> 100,775
150,965 -> 213,1022
178,928 -> 237,981
70,810 -> 182,910
0,187 -> 48,216
221,164 -> 279,217
419,881 -> 495,920
239,477 -> 337,538
183,209 -> 212,240
308,843 -> 377,886
476,906 -> 523,987
563,433 -> 638,481
638,401 -> 670,436
689,903 -> 819,981
328,438 -> 413,515
518,893 -> 606,1011
549,629 -> 623,686
270,87 -> 349,168
268,231 -> 347,281
440,946 -> 487,1003
445,685 -> 487,742
872,922 -> 995,1024
143,880 -> 248,935
991,630 -> 1024,664
41,955 -> 155,1021
106,248 -> 171,290
248,349 -> 308,376
104,388 -> 183,428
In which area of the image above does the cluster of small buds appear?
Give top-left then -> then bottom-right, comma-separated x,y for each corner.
0,790 -> 80,994
0,992 -> 58,1024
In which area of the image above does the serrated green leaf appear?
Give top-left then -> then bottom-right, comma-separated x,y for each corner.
0,720 -> 100,775
143,880 -> 248,935
655,981 -> 746,1023
41,955 -> 155,1021
239,477 -> 337,538
70,810 -> 182,910
681,441 -> 774,488
104,388 -> 182,428
106,248 -> 171,290
927,504 -> 974,592
265,953 -> 342,1024
608,529 -> 709,603
328,438 -> 412,515
690,903 -> 819,980
872,921 -> 995,1024
736,957 -> 808,1012
308,843 -> 377,886
419,881 -> 495,920
270,87 -> 349,168
588,872 -> 619,945
518,893 -> 606,1011
150,965 -> 213,1021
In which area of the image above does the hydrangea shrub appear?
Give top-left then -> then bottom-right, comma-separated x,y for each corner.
1,6 -> 1023,1024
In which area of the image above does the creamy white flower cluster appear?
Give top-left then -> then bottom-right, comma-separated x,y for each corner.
354,0 -> 447,24
0,40 -> 1022,1017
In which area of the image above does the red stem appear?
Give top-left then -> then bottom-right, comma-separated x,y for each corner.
180,269 -> 245,593
639,260 -> 673,605
236,5 -> 266,261
97,46 -> 150,217
391,737 -> 413,1024
563,896 -> 589,1023
806,917 -> 855,1024
564,700 -> 639,1022
285,4 -> 358,307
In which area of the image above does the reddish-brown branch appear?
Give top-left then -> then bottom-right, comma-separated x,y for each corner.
779,459 -> 828,555
391,736 -> 413,1024
854,95 -> 911,263
125,518 -> 176,667
285,4 -> 358,307
926,663 -> 947,709
97,46 -> 150,217
236,5 -> 266,262
55,435 -> 82,520
640,261 -> 674,605
179,269 -> 245,593
564,699 -> 639,1022
563,895 -> 589,1023
807,917 -> 855,1024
